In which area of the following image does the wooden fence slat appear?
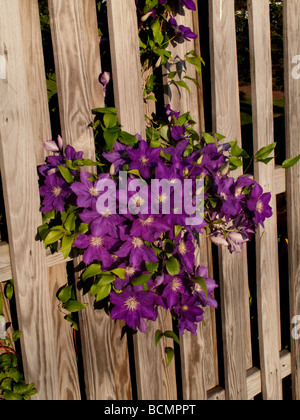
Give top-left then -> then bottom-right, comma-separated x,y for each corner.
19,0 -> 81,400
165,2 -> 218,399
209,0 -> 250,400
283,0 -> 300,400
48,0 -> 132,400
248,0 -> 282,400
107,0 -> 177,400
0,0 -> 61,400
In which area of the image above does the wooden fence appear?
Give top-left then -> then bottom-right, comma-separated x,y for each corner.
0,0 -> 299,400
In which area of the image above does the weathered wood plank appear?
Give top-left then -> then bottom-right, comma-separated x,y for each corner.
19,0 -> 52,166
0,0 -> 60,399
209,0 -> 249,400
283,0 -> 300,400
48,0 -> 132,400
107,0 -> 177,400
248,0 -> 282,400
19,0 -> 81,400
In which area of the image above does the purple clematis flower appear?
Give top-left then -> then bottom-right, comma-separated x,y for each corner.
130,214 -> 169,242
73,223 -> 115,266
110,285 -> 158,333
116,236 -> 158,266
173,233 -> 195,273
79,205 -> 124,239
71,171 -> 103,209
165,104 -> 180,123
162,274 -> 186,309
169,16 -> 197,40
171,125 -> 186,141
192,267 -> 218,309
128,140 -> 161,179
39,174 -> 72,213
102,141 -> 133,174
247,183 -> 272,228
179,0 -> 196,11
174,296 -> 204,336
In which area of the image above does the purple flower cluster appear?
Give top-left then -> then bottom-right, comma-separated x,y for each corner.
38,104 -> 273,336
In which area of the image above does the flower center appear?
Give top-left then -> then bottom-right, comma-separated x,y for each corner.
101,208 -> 112,218
235,187 -> 243,197
182,305 -> 189,311
132,237 -> 144,249
132,194 -> 145,208
194,283 -> 203,294
90,236 -> 103,248
51,186 -> 62,197
140,216 -> 154,226
140,155 -> 149,166
178,240 -> 187,255
220,192 -> 228,200
171,277 -> 182,292
88,187 -> 100,197
125,266 -> 136,277
125,296 -> 140,311
256,200 -> 264,214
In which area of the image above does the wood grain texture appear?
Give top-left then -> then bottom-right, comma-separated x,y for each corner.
20,0 -> 81,400
19,0 -> 52,166
0,0 -> 60,399
248,0 -> 282,400
107,0 -> 146,138
107,0 -> 177,400
49,0 -> 132,400
283,0 -> 300,400
48,0 -> 99,160
209,0 -> 249,400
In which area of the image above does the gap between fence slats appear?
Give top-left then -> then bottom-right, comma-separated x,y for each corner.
48,0 -> 132,400
107,0 -> 177,400
248,0 -> 282,400
209,0 -> 251,400
0,0 -> 61,400
283,0 -> 300,400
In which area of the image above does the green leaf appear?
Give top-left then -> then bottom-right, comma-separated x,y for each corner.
282,154 -> 300,168
4,281 -> 13,301
131,274 -> 152,287
57,166 -> 74,184
103,113 -> 119,129
151,19 -> 164,45
58,285 -> 73,304
44,227 -> 66,246
92,107 -> 117,115
82,263 -> 102,281
174,225 -> 183,238
172,80 -> 191,95
230,140 -> 250,159
64,212 -> 77,234
118,131 -> 138,146
103,129 -> 119,152
3,390 -> 23,400
99,273 -> 116,285
155,329 -> 164,347
145,262 -> 159,274
111,268 -> 126,279
61,235 -> 74,259
202,132 -> 217,144
163,331 -> 181,346
166,257 -> 180,276
78,223 -> 89,235
165,347 -> 174,367
12,330 -> 22,343
255,142 -> 277,161
90,282 -> 111,302
229,156 -> 243,168
64,300 -> 88,313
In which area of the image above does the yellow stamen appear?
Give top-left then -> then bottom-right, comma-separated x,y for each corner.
125,297 -> 140,311
90,236 -> 103,248
52,187 -> 62,197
